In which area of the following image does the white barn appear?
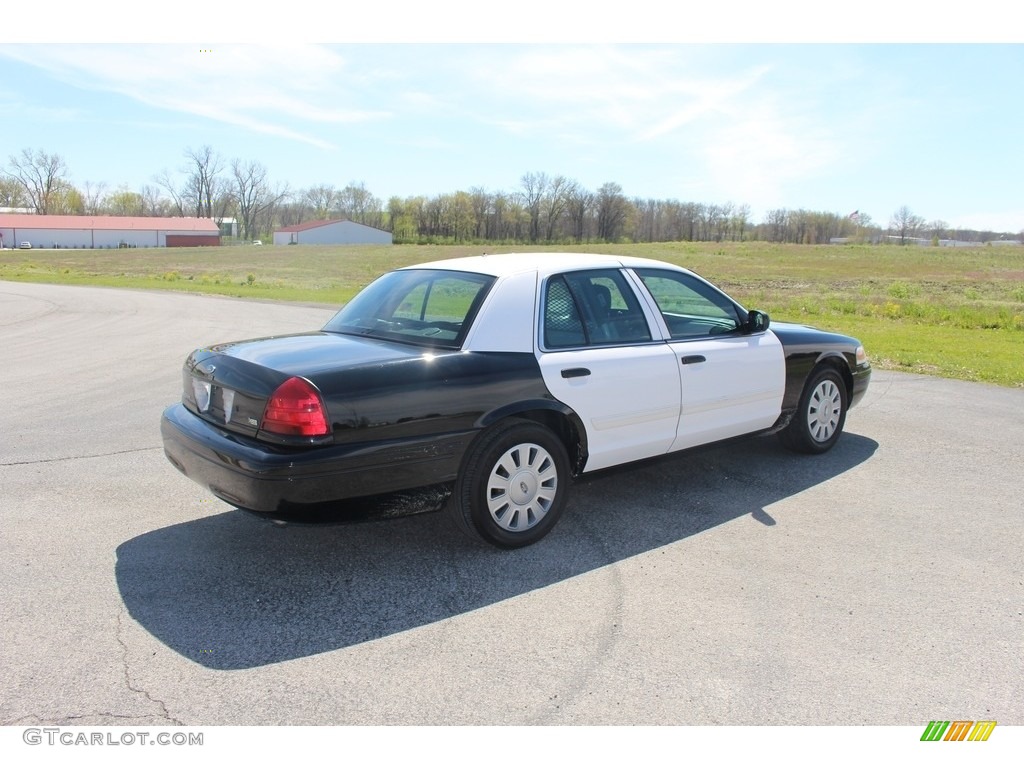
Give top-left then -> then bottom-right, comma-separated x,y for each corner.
273,219 -> 392,246
0,214 -> 221,249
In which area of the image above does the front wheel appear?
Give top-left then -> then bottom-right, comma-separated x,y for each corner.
779,367 -> 848,454
448,419 -> 571,548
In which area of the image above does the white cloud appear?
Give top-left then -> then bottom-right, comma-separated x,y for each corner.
0,45 -> 389,149
699,97 -> 843,211
460,47 -> 779,150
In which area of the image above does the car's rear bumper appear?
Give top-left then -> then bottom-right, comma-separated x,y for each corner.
161,403 -> 473,513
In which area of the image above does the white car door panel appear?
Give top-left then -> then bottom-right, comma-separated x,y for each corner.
539,345 -> 681,472
627,266 -> 786,452
669,332 -> 785,450
537,269 -> 682,472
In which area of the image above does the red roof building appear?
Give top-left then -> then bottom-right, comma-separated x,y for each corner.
0,214 -> 221,249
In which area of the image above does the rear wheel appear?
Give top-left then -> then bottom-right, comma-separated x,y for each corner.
448,419 -> 571,548
779,367 -> 848,454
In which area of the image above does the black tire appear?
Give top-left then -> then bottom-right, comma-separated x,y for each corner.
447,419 -> 571,548
779,366 -> 848,454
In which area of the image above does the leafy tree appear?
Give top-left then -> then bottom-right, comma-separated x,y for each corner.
469,187 -> 492,240
491,192 -> 515,241
0,176 -> 29,208
105,187 -> 147,216
387,196 -> 418,242
337,182 -> 382,227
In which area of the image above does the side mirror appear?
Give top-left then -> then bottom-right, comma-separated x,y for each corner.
745,310 -> 770,334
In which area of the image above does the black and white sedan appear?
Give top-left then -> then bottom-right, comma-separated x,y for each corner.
161,253 -> 871,547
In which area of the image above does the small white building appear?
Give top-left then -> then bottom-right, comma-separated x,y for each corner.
273,219 -> 392,246
0,214 -> 221,249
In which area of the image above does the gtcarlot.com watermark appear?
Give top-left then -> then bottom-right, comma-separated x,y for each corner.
23,728 -> 203,747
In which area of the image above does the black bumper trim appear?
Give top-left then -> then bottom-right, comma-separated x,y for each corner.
161,403 -> 474,512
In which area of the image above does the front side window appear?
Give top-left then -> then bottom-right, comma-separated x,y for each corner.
543,269 -> 652,348
635,268 -> 742,339
323,269 -> 494,347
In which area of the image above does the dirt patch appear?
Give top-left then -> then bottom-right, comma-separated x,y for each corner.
964,270 -> 1024,280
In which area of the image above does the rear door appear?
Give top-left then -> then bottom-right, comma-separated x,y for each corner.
537,269 -> 681,472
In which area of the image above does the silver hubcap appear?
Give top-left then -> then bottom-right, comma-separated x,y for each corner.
486,442 -> 558,532
808,378 -> 842,442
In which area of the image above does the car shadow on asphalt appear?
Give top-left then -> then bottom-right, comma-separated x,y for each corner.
115,433 -> 877,670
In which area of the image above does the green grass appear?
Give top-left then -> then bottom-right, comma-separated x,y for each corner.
3,241 -> 1023,386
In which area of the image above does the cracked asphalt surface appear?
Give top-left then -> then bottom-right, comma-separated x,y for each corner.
1,280 -> 1022,726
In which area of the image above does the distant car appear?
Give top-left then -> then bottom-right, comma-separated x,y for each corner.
19,242 -> 32,249
252,240 -> 263,246
161,253 -> 871,548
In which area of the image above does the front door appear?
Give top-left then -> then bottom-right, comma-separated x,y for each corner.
631,268 -> 784,451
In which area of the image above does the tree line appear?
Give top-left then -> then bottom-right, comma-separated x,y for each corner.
2,147 -> 1018,245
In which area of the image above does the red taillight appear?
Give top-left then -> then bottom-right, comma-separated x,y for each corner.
261,377 -> 329,437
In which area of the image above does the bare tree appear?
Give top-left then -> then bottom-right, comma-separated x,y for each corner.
184,145 -> 224,218
140,184 -> 171,216
154,146 -> 224,218
731,203 -> 751,242
230,159 -> 289,240
81,181 -> 107,215
890,205 -> 925,245
926,219 -> 948,242
541,175 -> 574,242
469,187 -> 492,240
153,169 -> 187,216
565,187 -> 594,243
5,148 -> 69,214
596,182 -> 630,242
303,184 -> 338,220
520,172 -> 548,243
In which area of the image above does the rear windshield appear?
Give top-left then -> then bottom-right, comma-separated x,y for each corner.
322,269 -> 494,348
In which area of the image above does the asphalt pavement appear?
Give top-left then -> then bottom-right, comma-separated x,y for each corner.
1,280 -> 1021,726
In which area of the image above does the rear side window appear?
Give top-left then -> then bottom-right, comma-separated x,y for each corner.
544,277 -> 586,348
543,269 -> 652,348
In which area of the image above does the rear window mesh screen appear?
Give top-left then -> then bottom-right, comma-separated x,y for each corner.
544,278 -> 586,348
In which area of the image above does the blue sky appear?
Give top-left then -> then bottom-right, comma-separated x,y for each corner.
2,9 -> 1021,232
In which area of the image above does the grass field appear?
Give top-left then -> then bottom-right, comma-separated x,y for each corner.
3,241 -> 1023,387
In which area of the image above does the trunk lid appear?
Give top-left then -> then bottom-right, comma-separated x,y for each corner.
182,332 -> 423,440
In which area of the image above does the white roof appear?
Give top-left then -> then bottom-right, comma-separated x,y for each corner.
408,252 -> 687,278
